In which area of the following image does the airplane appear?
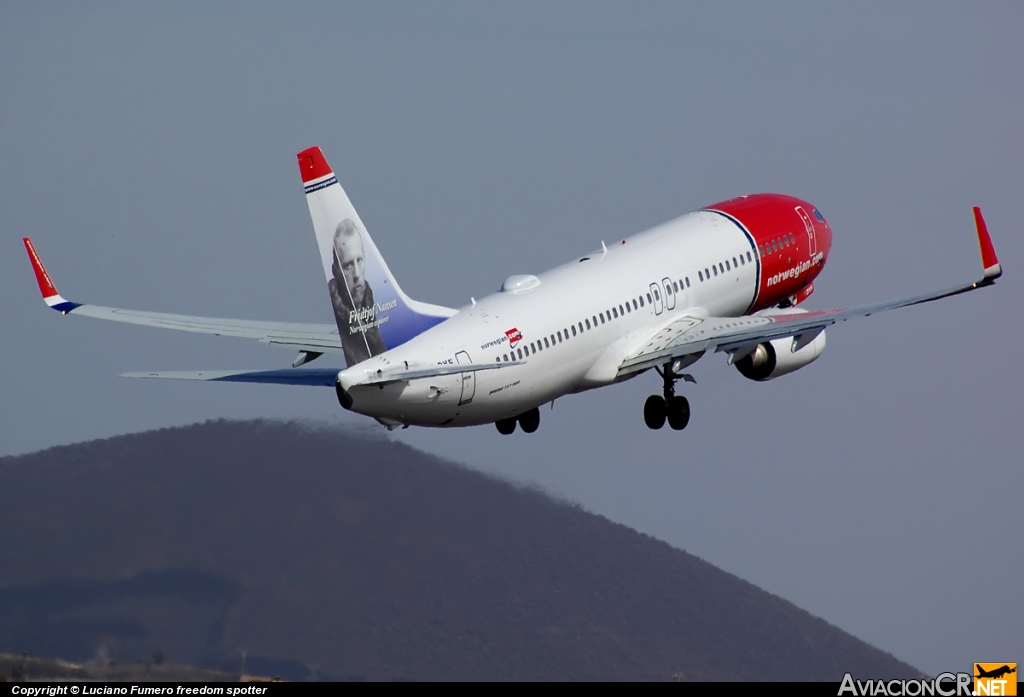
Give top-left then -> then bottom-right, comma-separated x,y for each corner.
24,146 -> 1002,434
975,665 -> 1016,680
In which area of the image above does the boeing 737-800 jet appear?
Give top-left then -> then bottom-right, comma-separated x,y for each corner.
24,147 -> 1002,433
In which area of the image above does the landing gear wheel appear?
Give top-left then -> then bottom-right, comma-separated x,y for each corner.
643,395 -> 666,430
495,417 -> 517,435
518,408 -> 541,434
667,396 -> 690,431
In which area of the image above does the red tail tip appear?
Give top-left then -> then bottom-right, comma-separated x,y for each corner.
296,147 -> 333,183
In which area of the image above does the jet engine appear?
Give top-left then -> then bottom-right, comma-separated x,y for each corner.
734,329 -> 827,381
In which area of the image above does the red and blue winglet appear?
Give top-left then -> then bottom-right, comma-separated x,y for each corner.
23,238 -> 81,314
973,207 -> 1002,282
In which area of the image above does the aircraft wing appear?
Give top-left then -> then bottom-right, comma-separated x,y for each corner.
618,207 -> 1002,377
24,238 -> 341,354
121,361 -> 524,387
121,368 -> 341,386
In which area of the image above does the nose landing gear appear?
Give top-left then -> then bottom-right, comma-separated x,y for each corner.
644,363 -> 692,431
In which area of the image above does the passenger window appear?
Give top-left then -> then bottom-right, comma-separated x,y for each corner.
705,267 -> 710,278
503,354 -> 508,362
645,293 -> 652,304
632,299 -> 638,310
639,296 -> 645,307
719,263 -> 724,273
571,326 -> 576,337
771,240 -> 778,252
733,257 -> 738,267
725,260 -> 730,271
557,331 -> 563,342
654,289 -> 660,301
686,277 -> 690,288
578,322 -> 584,333
599,313 -> 605,324
739,256 -> 744,265
517,348 -> 523,359
712,266 -> 717,276
698,270 -> 703,282
612,307 -> 618,318
746,251 -> 752,262
585,319 -> 591,330
790,232 -> 796,244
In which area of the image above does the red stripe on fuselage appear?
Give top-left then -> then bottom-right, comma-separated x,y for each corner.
706,193 -> 832,312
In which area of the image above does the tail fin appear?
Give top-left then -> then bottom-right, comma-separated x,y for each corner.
297,147 -> 455,367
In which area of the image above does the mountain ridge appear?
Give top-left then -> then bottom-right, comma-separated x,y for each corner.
0,420 -> 918,681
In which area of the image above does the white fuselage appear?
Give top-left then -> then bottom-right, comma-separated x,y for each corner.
338,210 -> 763,427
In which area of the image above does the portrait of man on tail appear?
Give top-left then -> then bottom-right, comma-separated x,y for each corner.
328,218 -> 386,366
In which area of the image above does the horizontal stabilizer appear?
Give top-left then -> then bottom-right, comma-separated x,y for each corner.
121,369 -> 340,386
348,361 -> 524,386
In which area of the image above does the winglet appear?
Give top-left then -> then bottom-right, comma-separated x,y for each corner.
973,207 -> 1002,281
23,238 -> 80,314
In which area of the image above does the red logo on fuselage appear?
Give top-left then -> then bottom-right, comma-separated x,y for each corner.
505,328 -> 522,348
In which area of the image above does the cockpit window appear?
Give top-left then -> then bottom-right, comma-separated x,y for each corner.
813,208 -> 825,223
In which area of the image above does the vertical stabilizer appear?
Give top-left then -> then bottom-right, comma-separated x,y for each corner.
297,147 -> 455,367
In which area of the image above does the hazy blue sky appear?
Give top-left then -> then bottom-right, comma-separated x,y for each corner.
2,2 -> 1021,675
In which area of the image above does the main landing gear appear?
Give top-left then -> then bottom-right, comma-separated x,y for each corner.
644,363 -> 691,431
495,407 -> 541,435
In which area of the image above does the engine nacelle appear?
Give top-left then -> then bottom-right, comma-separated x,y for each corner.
735,329 -> 827,381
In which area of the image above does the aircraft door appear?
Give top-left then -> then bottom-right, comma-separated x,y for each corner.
455,350 -> 475,405
796,206 -> 817,255
649,283 -> 664,315
662,277 -> 677,311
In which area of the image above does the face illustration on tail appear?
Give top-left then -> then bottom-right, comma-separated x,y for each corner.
328,219 -> 386,366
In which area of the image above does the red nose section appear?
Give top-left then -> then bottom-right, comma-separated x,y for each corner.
296,146 -> 333,183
